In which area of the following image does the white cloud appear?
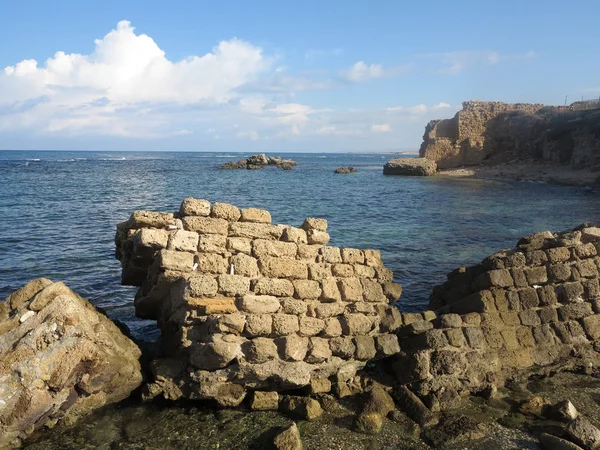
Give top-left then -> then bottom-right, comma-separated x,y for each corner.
422,50 -> 536,74
339,61 -> 384,82
371,124 -> 390,133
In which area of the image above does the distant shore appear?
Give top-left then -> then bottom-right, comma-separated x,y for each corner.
437,162 -> 599,187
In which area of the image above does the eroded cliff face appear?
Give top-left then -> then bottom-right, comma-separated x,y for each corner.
419,101 -> 600,170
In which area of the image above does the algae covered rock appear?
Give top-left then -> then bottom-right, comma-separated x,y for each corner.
0,279 -> 143,448
383,157 -> 437,176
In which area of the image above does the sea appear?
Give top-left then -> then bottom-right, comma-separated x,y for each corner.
1,150 -> 600,342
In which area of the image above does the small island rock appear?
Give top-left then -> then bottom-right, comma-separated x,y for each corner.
219,154 -> 298,170
383,157 -> 437,176
334,167 -> 357,174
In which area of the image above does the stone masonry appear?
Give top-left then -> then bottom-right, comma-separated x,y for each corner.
390,224 -> 600,407
115,198 -> 403,405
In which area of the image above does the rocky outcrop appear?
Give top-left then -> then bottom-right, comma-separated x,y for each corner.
419,101 -> 600,171
334,167 -> 357,174
383,158 -> 437,176
219,154 -> 298,170
389,223 -> 600,407
115,199 -> 403,406
0,279 -> 143,448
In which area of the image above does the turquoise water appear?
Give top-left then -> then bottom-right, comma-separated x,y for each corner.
1,150 -> 599,340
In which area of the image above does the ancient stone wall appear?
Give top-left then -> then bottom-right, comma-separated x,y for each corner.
419,100 -> 600,170
390,225 -> 600,407
116,198 -> 403,405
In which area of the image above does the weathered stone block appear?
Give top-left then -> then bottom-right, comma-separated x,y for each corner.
213,313 -> 246,334
168,230 -> 199,253
229,222 -> 284,240
364,249 -> 382,267
259,257 -> 308,279
576,259 -> 599,278
461,312 -> 481,326
332,263 -> 354,278
190,339 -> 240,370
245,314 -> 273,336
583,279 -> 600,299
239,295 -> 280,314
128,210 -> 175,228
354,336 -> 376,360
329,336 -> 356,358
538,306 -> 559,324
340,313 -> 372,335
500,329 -> 519,349
180,198 -> 211,217
375,267 -> 393,283
473,269 -> 514,289
297,244 -> 320,260
548,263 -> 572,283
309,378 -> 332,394
240,208 -> 271,223
519,309 -> 542,327
506,290 -> 521,310
306,337 -> 332,363
281,298 -> 308,315
518,287 -> 540,309
252,239 -> 297,259
243,337 -> 278,363
499,311 -> 521,327
526,249 -> 548,266
188,275 -> 219,297
306,230 -> 330,245
158,249 -> 194,272
293,279 -> 321,299
272,314 -> 300,335
555,282 -> 585,303
299,317 -> 325,336
354,264 -> 376,278
301,218 -> 327,231
484,329 -> 504,349
315,302 -> 345,318
463,327 -> 485,348
277,335 -> 309,361
492,289 -> 509,310
211,203 -> 241,221
375,334 -> 401,356
218,274 -> 251,296
430,350 -> 467,376
515,326 -> 536,347
323,317 -> 343,337
319,246 -> 341,264
582,314 -> 600,340
575,243 -> 597,258
524,266 -> 548,285
253,278 -> 295,297
510,268 -> 528,288
198,234 -> 227,254
440,313 -> 462,328
226,237 -> 252,255
337,277 -> 363,302
347,303 -> 374,314
321,278 -> 342,302
558,303 -> 593,321
445,328 -> 467,347
532,324 -> 557,346
375,304 -> 403,332
231,253 -> 259,277
341,248 -> 364,264
134,228 -> 169,249
182,216 -> 229,235
197,253 -> 227,274
537,285 -> 558,306
280,226 -> 308,244
280,396 -> 323,421
250,391 -> 279,410
382,282 -> 402,301
451,290 -> 496,314
547,247 -> 572,263
361,278 -> 387,303
308,263 -> 332,280
188,297 -> 237,315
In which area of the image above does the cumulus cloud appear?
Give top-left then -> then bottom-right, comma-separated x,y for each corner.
422,50 -> 536,74
371,124 -> 390,133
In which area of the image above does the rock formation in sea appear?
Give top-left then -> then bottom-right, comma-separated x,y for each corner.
0,279 -> 143,448
383,158 -> 437,176
219,154 -> 298,170
418,100 -> 600,171
115,199 -> 403,406
334,167 -> 357,174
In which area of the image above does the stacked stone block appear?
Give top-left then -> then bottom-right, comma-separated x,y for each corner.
392,225 -> 600,405
116,198 -> 403,404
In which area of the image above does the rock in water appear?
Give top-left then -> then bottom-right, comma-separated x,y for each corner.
334,167 -> 357,174
273,423 -> 303,450
0,279 -> 143,448
383,157 -> 437,176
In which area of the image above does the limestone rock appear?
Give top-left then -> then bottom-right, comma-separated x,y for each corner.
250,391 -> 279,410
362,386 -> 396,416
539,433 -> 585,450
566,417 -> 600,450
334,167 -> 357,174
179,197 -> 211,217
0,280 -> 142,448
383,157 -> 437,176
354,412 -> 383,434
552,400 -> 579,422
280,396 -> 323,421
273,422 -> 303,450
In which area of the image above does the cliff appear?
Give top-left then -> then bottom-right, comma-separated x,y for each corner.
419,100 -> 600,171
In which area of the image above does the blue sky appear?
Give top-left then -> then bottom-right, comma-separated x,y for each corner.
1,0 -> 598,151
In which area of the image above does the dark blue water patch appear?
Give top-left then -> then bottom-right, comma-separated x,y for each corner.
1,150 -> 599,339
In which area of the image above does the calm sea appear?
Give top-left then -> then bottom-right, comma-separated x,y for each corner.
1,150 -> 599,340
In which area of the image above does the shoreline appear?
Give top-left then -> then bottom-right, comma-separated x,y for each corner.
438,162 -> 600,187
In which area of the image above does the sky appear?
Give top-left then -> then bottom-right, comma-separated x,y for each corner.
1,0 -> 599,152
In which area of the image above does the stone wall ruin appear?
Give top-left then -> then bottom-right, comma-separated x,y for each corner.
115,198 -> 404,405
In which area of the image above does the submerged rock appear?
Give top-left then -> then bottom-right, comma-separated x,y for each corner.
383,157 -> 437,176
218,154 -> 298,170
273,423 -> 303,450
334,167 -> 357,174
0,279 -> 143,449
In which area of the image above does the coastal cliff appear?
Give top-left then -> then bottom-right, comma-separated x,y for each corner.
419,101 -> 600,174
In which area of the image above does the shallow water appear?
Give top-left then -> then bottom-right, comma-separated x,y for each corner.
1,150 -> 600,340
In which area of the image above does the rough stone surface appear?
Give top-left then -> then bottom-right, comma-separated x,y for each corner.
383,157 -> 437,176
0,280 -> 143,448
